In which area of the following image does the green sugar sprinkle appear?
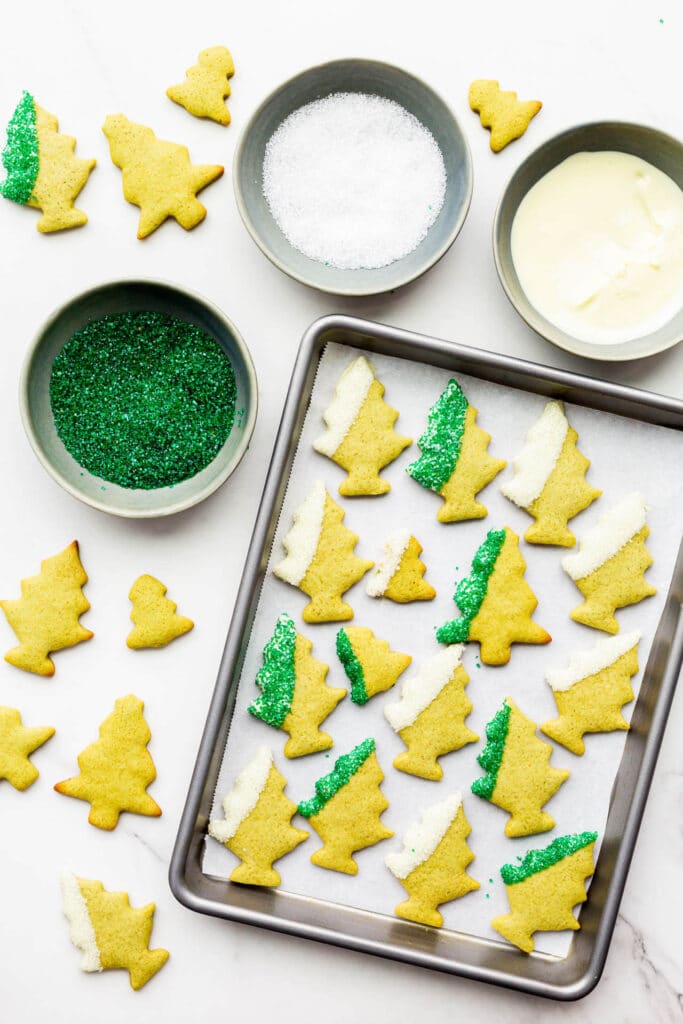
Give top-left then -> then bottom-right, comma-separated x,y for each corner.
249,614 -> 297,728
471,698 -> 512,801
49,311 -> 237,490
1,91 -> 39,206
407,379 -> 469,492
298,738 -> 375,818
336,628 -> 368,705
436,528 -> 506,644
500,831 -> 598,886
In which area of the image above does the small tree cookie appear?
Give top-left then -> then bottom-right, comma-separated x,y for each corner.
501,401 -> 601,546
384,647 -> 477,781
386,793 -> 479,927
0,707 -> 54,791
167,46 -> 235,125
102,114 -> 223,238
0,91 -> 95,232
313,355 -> 412,496
365,529 -> 436,603
55,695 -> 161,830
298,738 -> 392,875
471,697 -> 569,837
61,872 -> 169,990
127,575 -> 194,649
562,493 -> 656,633
436,527 -> 550,665
209,747 -> 308,886
407,379 -> 505,522
0,540 -> 93,676
492,831 -> 598,953
541,631 -> 640,755
336,626 -> 411,705
248,613 -> 345,757
273,480 -> 373,623
469,80 -> 542,152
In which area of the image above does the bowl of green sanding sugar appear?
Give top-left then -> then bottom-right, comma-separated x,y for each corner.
20,280 -> 258,517
234,58 -> 473,296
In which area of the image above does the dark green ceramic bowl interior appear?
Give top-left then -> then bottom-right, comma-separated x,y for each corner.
234,59 -> 473,296
494,121 -> 683,361
21,280 -> 258,517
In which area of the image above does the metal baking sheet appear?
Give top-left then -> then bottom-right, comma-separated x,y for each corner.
169,314 -> 683,1000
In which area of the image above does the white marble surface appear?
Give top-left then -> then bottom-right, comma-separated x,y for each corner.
0,2 -> 681,1021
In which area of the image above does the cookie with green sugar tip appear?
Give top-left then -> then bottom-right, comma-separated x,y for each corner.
471,696 -> 569,837
1,90 -> 95,231
336,627 -> 411,705
298,738 -> 392,874
437,526 -> 550,665
491,831 -> 598,953
249,614 -> 345,758
407,379 -> 505,522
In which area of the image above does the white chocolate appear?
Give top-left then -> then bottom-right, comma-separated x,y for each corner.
562,492 -> 648,580
384,646 -> 464,732
273,480 -> 326,585
501,401 -> 569,508
546,630 -> 641,691
61,872 -> 101,973
385,792 -> 463,879
366,528 -> 411,597
209,747 -> 273,844
313,355 -> 375,457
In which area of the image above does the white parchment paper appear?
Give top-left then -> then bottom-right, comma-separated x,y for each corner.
203,340 -> 683,958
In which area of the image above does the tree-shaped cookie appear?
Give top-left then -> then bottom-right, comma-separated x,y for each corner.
385,792 -> 479,927
336,626 -> 411,705
469,80 -> 542,152
248,613 -> 345,757
209,747 -> 308,886
365,529 -> 436,603
0,540 -> 93,676
126,574 -> 194,650
61,872 -> 169,990
167,46 -> 235,125
384,646 -> 477,781
491,831 -> 598,953
54,695 -> 161,830
298,738 -> 392,875
562,493 -> 656,633
313,355 -> 412,496
541,631 -> 640,755
407,379 -> 505,522
0,91 -> 95,232
471,697 -> 569,837
102,114 -> 223,239
501,401 -> 601,546
273,480 -> 374,623
0,706 -> 54,791
436,527 -> 550,665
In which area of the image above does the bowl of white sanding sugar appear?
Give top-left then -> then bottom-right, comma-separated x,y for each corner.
234,59 -> 473,296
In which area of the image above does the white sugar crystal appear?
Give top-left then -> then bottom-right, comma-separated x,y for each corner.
501,401 -> 569,508
386,792 -> 463,879
385,646 -> 464,732
209,747 -> 273,843
314,355 -> 375,457
562,492 -> 648,581
546,630 -> 641,691
61,872 -> 101,973
366,528 -> 411,597
262,92 -> 447,271
274,480 -> 327,586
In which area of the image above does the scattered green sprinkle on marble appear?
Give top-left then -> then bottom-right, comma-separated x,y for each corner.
49,311 -> 237,490
298,738 -> 375,818
336,628 -> 368,705
500,832 -> 598,886
436,528 -> 506,644
0,91 -> 39,206
249,614 -> 297,728
471,698 -> 512,801
407,379 -> 469,492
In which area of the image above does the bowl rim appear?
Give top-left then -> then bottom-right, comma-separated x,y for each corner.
492,119 -> 683,362
19,277 -> 259,519
233,56 -> 473,297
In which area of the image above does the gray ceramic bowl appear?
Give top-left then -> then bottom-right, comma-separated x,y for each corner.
21,280 -> 258,518
234,58 -> 473,296
494,121 -> 683,361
